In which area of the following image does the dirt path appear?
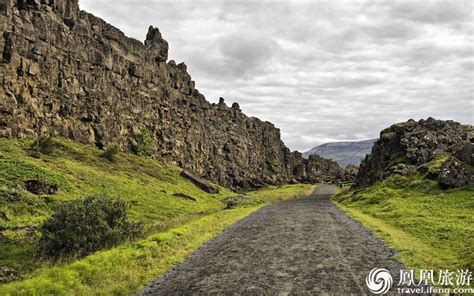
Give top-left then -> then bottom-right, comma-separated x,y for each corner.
141,185 -> 407,295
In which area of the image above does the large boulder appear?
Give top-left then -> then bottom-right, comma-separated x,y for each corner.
180,170 -> 219,194
354,118 -> 473,189
304,154 -> 347,184
438,157 -> 474,189
25,180 -> 59,195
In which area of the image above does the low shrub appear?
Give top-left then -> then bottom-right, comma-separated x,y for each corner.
37,195 -> 143,259
100,145 -> 119,162
0,187 -> 25,203
133,128 -> 154,157
29,135 -> 57,158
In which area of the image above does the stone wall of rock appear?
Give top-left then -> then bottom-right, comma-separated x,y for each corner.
0,0 -> 338,189
354,118 -> 474,189
296,154 -> 351,184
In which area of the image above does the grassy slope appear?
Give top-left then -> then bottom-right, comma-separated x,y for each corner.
0,138 -> 315,295
333,174 -> 474,279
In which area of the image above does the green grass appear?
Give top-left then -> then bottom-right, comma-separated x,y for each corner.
247,184 -> 315,203
0,137 -> 315,294
0,208 -> 257,295
333,174 -> 474,282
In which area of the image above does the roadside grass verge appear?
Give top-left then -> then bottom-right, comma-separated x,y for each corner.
0,208 -> 256,295
332,175 -> 474,280
247,184 -> 316,203
0,137 -> 315,294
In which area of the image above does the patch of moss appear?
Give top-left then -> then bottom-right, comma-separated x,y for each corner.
386,150 -> 406,168
426,154 -> 449,175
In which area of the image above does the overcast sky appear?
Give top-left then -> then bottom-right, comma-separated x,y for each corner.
81,0 -> 473,152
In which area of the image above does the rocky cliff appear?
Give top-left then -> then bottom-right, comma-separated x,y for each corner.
0,0 -> 337,189
354,118 -> 474,189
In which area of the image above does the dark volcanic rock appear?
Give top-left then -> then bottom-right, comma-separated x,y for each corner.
304,154 -> 344,183
453,142 -> 474,166
25,180 -> 59,195
145,26 -> 169,63
438,157 -> 474,189
0,0 -> 336,188
0,267 -> 20,283
0,0 -> 340,189
172,192 -> 197,202
342,164 -> 359,183
180,170 -> 219,194
388,163 -> 416,177
354,118 -> 474,189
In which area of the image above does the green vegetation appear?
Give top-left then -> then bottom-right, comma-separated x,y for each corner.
0,208 -> 257,295
222,184 -> 315,209
247,184 -> 315,203
386,150 -> 406,168
427,154 -> 449,176
28,135 -> 57,159
38,195 -> 144,259
0,137 -> 315,294
333,173 -> 474,279
223,195 -> 254,209
133,128 -> 154,157
99,145 -> 119,162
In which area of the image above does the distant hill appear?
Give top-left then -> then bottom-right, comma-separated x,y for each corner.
303,139 -> 377,167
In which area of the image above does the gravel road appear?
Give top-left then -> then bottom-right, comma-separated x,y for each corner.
141,185 -> 412,295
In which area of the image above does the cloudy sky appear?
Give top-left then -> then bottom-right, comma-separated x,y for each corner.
81,0 -> 473,152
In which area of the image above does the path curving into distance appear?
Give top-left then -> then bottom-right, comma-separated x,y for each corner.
141,185 -> 411,295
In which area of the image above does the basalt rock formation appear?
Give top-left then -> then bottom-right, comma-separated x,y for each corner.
298,154 -> 354,184
0,0 -> 341,189
354,118 -> 474,189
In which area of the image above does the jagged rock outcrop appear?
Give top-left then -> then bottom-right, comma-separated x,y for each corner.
304,154 -> 344,183
354,118 -> 474,189
342,164 -> 358,183
438,156 -> 474,189
0,0 -> 341,189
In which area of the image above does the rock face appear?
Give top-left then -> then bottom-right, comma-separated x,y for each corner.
438,156 -> 474,189
354,118 -> 474,189
0,1 -> 340,189
304,155 -> 346,183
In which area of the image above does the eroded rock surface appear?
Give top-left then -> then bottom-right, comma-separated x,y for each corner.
0,0 -> 342,189
355,118 -> 474,189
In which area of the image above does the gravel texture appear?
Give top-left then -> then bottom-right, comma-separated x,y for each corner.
141,185 -> 418,295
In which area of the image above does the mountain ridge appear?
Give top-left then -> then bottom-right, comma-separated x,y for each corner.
303,139 -> 377,167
